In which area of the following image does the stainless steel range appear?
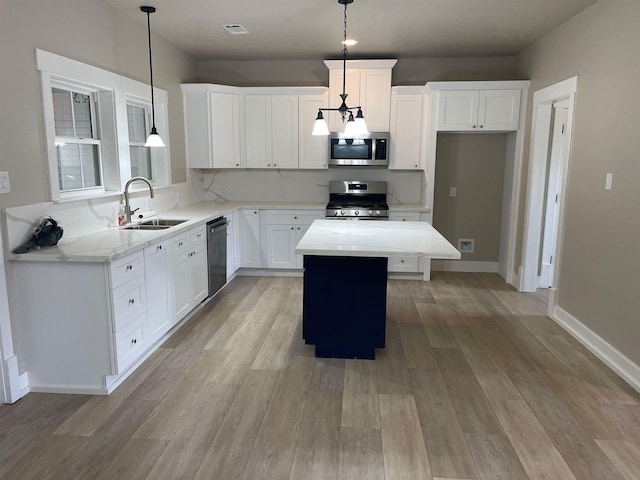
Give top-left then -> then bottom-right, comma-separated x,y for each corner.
325,181 -> 389,220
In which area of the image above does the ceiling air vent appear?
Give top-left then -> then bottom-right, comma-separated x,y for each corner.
223,24 -> 249,35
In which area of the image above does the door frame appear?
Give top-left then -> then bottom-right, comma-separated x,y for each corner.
520,76 -> 578,295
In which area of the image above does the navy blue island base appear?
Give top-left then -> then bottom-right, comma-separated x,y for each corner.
302,254 -> 388,359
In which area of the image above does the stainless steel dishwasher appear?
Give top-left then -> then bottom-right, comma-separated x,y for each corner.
207,216 -> 228,297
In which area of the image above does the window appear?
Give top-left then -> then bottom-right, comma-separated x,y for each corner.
37,49 -> 171,202
52,87 -> 103,192
127,103 -> 153,180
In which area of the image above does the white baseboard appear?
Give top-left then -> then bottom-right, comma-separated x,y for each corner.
431,260 -> 498,273
552,305 -> 640,394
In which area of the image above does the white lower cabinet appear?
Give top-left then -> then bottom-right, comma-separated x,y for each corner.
169,225 -> 207,323
389,211 -> 423,273
238,209 -> 262,268
144,240 -> 171,343
226,211 -> 239,278
265,210 -> 324,269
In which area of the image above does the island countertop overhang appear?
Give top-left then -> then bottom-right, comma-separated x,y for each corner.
295,220 -> 461,259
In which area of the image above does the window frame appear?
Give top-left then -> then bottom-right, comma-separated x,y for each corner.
37,49 -> 171,202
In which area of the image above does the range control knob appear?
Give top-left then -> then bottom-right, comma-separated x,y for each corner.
340,210 -> 346,216
368,210 -> 374,215
354,210 -> 359,216
375,210 -> 381,215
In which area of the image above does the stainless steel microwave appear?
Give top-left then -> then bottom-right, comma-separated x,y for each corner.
328,132 -> 389,167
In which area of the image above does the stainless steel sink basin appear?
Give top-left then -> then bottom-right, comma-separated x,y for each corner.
139,218 -> 187,227
123,218 -> 187,230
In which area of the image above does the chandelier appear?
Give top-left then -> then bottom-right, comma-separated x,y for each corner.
312,0 -> 368,137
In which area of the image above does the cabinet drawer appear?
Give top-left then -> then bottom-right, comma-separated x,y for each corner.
266,210 -> 324,225
168,233 -> 190,256
112,275 -> 147,331
389,256 -> 419,272
190,224 -> 206,246
389,211 -> 421,222
115,314 -> 147,373
109,250 -> 144,288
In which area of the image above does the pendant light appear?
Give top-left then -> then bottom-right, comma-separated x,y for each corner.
312,0 -> 368,137
141,6 -> 165,147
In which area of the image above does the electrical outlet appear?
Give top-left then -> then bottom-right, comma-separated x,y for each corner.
279,187 -> 287,199
0,171 -> 10,194
449,187 -> 457,197
458,238 -> 475,253
605,173 -> 613,190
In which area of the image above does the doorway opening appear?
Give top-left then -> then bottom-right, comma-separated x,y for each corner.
520,77 -> 577,300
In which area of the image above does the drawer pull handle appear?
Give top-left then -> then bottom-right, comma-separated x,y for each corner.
129,298 -> 135,305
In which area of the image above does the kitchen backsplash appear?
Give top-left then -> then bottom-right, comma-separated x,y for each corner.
189,168 -> 426,205
4,183 -> 195,252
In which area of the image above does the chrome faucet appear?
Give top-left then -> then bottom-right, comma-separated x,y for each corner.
124,176 -> 155,224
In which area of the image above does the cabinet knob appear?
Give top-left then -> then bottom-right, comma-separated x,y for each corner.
129,298 -> 135,304
414,164 -> 418,168
472,125 -> 477,129
131,338 -> 137,345
126,264 -> 132,271
178,242 -> 183,247
273,164 -> 277,167
294,216 -> 297,219
235,163 -> 239,167
479,125 -> 484,128
291,227 -> 294,230
157,245 -> 162,251
297,227 -> 300,230
267,164 -> 271,167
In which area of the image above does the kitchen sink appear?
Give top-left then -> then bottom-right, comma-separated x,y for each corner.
139,218 -> 187,227
123,218 -> 187,230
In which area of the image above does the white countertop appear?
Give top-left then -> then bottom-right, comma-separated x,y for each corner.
7,201 -> 432,263
295,220 -> 461,259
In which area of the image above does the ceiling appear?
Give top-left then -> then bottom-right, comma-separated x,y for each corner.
104,0 -> 597,61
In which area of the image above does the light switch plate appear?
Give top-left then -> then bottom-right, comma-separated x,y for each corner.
605,173 -> 613,190
449,187 -> 457,197
0,171 -> 10,194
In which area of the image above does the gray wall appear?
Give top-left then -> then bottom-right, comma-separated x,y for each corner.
515,0 -> 640,365
0,0 -> 197,210
433,134 -> 507,262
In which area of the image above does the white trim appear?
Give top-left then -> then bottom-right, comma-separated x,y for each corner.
431,260 -> 498,273
426,80 -> 531,93
552,305 -> 640,394
520,76 -> 578,292
324,59 -> 398,70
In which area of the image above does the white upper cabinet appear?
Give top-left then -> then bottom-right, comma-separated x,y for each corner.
298,93 -> 329,169
389,88 -> 425,170
182,84 -> 243,169
245,95 -> 273,168
325,60 -> 396,133
436,88 -> 521,132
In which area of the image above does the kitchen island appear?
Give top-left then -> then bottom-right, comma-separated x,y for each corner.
295,220 -> 460,359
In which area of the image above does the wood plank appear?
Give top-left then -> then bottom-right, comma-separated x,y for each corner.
289,390 -> 342,480
254,354 -> 315,450
241,448 -> 294,480
309,358 -> 345,393
465,433 -> 528,480
193,369 -> 279,480
94,438 -> 169,480
510,372 -> 625,479
145,382 -> 239,480
409,368 -> 477,479
376,322 -> 413,395
398,323 -> 438,369
337,427 -> 385,480
341,359 -> 380,429
596,439 -> 640,480
424,323 -> 460,348
379,394 -> 431,480
605,404 -> 640,444
434,348 -> 503,435
252,313 -> 300,370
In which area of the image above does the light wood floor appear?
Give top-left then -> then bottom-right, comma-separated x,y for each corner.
1,273 -> 640,479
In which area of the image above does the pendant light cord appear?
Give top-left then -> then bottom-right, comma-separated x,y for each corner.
342,1 -> 348,98
145,10 -> 157,130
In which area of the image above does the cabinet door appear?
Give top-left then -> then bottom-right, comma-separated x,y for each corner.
245,95 -> 272,168
271,95 -> 298,169
189,243 -> 208,306
295,223 -> 313,268
210,92 -> 243,168
226,212 -> 239,278
299,94 -> 329,169
477,90 -> 521,131
170,252 -> 190,321
328,68 -> 360,132
266,224 -> 297,269
437,91 -> 479,131
360,69 -> 392,132
389,94 -> 423,170
144,241 -> 171,340
388,211 -> 421,273
238,209 -> 262,268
